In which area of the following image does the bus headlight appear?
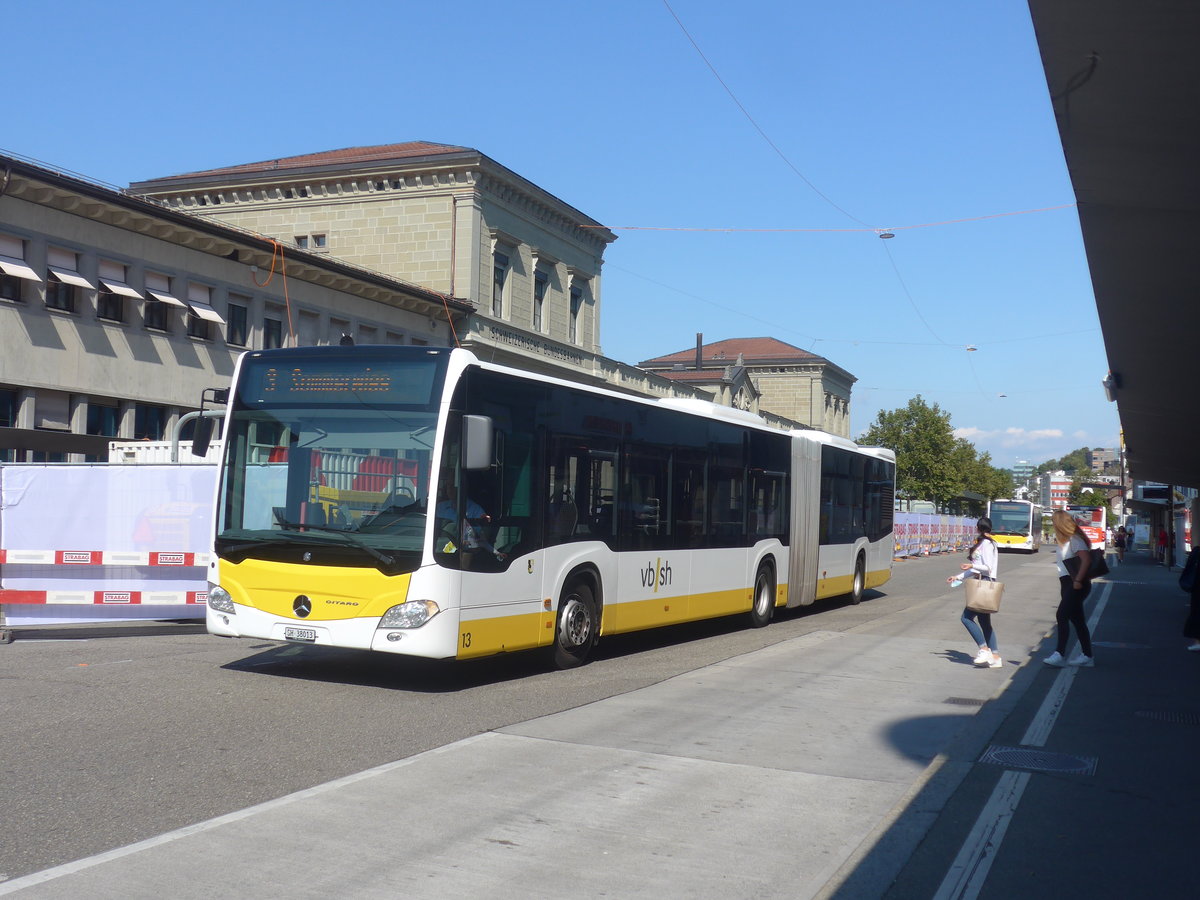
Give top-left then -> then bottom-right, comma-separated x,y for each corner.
378,600 -> 440,629
207,585 -> 236,615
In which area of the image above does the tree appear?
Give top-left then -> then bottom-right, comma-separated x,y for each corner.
860,396 -> 962,504
1069,478 -> 1109,509
1038,447 -> 1090,475
860,395 -> 1014,506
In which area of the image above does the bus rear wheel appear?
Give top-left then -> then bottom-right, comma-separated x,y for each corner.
553,582 -> 597,669
848,555 -> 865,605
749,564 -> 775,628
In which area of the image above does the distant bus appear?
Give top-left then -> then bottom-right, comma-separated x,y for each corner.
986,499 -> 1042,552
1066,504 -> 1107,547
201,346 -> 896,667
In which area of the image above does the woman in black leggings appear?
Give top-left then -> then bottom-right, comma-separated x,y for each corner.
1045,509 -> 1095,667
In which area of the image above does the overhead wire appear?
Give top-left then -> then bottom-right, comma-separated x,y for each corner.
657,0 -> 1083,409
660,0 -> 869,228
582,202 -> 1077,233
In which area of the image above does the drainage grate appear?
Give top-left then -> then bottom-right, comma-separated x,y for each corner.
1135,710 -> 1200,725
944,697 -> 986,706
979,744 -> 1097,776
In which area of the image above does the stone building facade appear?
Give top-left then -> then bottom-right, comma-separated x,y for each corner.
639,337 -> 855,437
127,143 -> 806,419
129,143 -> 613,370
0,152 -> 471,462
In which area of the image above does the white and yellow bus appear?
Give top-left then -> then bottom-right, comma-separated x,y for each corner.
986,499 -> 1042,552
201,346 -> 895,667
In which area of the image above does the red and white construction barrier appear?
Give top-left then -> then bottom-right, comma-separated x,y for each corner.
0,589 -> 208,605
0,550 -> 209,566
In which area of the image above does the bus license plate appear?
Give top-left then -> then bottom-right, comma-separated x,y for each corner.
284,626 -> 317,643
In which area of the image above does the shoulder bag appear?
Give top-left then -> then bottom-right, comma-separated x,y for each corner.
1064,548 -> 1110,581
964,578 -> 1004,613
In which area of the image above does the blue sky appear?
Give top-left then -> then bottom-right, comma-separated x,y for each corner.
3,0 -> 1118,469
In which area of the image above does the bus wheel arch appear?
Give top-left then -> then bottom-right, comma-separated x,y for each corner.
849,551 -> 866,604
749,557 -> 776,628
552,565 -> 601,669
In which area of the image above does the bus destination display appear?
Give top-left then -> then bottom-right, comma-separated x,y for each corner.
240,359 -> 438,405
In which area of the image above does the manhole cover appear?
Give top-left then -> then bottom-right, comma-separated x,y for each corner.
1135,710 -> 1200,725
979,745 -> 1097,776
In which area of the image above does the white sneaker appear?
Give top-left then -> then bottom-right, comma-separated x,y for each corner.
973,648 -> 992,666
1044,651 -> 1066,667
988,655 -> 1003,668
1067,652 -> 1095,667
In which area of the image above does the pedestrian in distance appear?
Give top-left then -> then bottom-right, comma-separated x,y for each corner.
947,516 -> 1002,668
1114,525 -> 1127,563
1045,509 -> 1096,667
1157,527 -> 1169,563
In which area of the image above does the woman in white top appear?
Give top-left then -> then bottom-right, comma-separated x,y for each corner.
948,516 -> 1001,667
1046,509 -> 1095,667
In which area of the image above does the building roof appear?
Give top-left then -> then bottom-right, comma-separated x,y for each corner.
639,337 -> 823,369
651,368 -> 738,384
127,141 -> 617,245
136,142 -> 473,184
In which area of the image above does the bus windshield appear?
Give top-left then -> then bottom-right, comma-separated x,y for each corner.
214,348 -> 449,572
988,501 -> 1032,536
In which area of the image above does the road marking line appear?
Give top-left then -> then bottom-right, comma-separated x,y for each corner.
932,582 -> 1111,900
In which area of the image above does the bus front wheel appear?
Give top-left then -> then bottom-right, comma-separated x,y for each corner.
749,564 -> 775,628
553,582 -> 597,669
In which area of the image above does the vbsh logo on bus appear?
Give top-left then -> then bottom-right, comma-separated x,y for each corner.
641,558 -> 673,592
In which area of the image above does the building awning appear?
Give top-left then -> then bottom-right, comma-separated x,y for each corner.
0,255 -> 41,281
48,267 -> 95,290
187,302 -> 225,325
99,279 -> 142,299
146,289 -> 188,308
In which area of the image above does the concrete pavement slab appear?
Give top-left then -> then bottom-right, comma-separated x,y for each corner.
0,732 -> 906,900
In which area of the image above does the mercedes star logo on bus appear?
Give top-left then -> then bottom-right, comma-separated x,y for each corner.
293,595 -> 312,618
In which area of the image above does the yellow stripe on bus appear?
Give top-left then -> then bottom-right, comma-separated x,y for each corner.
457,609 -> 546,659
457,582 -> 792,658
815,569 -> 890,599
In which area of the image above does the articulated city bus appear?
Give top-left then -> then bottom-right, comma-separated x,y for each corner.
201,346 -> 895,667
986,499 -> 1042,552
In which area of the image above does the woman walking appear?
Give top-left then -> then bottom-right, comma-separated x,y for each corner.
948,516 -> 1002,668
1046,509 -> 1096,667
1114,525 -> 1127,563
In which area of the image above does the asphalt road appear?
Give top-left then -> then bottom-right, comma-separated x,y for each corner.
0,551 -> 1043,883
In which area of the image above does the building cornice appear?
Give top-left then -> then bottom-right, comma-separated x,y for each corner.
0,153 -> 472,321
128,147 -> 618,256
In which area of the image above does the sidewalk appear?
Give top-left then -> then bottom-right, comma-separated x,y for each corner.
878,549 -> 1200,898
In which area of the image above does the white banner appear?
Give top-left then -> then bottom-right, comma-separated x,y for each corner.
1,464 -> 216,625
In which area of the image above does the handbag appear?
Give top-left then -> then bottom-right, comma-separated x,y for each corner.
1064,548 -> 1110,580
964,578 -> 1004,613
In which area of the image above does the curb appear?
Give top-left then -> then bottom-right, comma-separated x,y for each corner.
0,620 -> 206,643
